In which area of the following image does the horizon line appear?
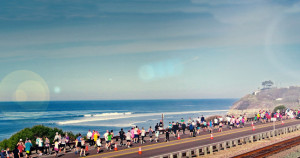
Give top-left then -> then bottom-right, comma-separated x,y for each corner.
0,97 -> 239,103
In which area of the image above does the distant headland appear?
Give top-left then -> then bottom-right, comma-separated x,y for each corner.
229,80 -> 300,115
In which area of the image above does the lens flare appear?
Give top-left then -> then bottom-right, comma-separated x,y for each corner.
54,86 -> 61,94
0,70 -> 50,118
139,59 -> 183,81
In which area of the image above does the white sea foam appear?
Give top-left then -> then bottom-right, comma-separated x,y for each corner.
1,110 -> 127,120
84,112 -> 132,117
57,110 -> 228,125
182,105 -> 195,107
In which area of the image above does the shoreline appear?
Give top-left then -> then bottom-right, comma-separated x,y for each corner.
0,110 -> 229,142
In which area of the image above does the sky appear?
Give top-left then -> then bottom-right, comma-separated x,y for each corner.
0,0 -> 300,101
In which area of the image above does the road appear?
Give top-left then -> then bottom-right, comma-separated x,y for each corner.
59,119 -> 300,158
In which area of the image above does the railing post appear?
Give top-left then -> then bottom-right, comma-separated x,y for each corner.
169,153 -> 174,158
195,149 -> 200,157
177,152 -> 182,158
223,142 -> 227,150
250,136 -> 254,143
234,140 -> 238,146
186,150 -> 192,158
209,146 -> 213,155
203,147 -> 207,155
216,143 -> 220,152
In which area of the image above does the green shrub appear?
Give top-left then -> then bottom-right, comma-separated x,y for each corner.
274,105 -> 286,113
0,125 -> 76,150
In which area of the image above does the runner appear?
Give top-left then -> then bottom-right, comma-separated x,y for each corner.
203,120 -> 207,132
154,123 -> 159,134
219,122 -> 223,132
188,117 -> 192,125
17,139 -> 25,158
24,139 -> 31,158
80,138 -> 86,157
93,131 -> 98,148
230,117 -> 234,129
126,130 -> 131,148
37,137 -> 43,156
173,122 -> 178,137
168,122 -> 172,130
155,129 -> 159,142
91,130 -> 95,146
34,136 -> 38,154
44,137 -> 50,155
226,115 -> 231,126
130,128 -> 134,143
180,118 -> 184,124
103,130 -> 109,150
159,120 -> 163,128
54,132 -> 60,142
141,127 -> 146,144
76,134 -> 82,153
54,139 -> 59,158
236,117 -> 240,128
96,137 -> 101,153
87,130 -> 92,146
119,128 -> 125,146
148,126 -> 153,142
60,136 -> 66,153
219,117 -> 223,125
74,138 -> 78,155
107,132 -> 112,150
133,126 -> 138,143
241,117 -> 245,128
192,126 -> 196,137
65,133 -> 70,150
6,148 -> 11,158
214,117 -> 218,130
196,121 -> 201,135
165,128 -> 170,142
137,127 -> 141,143
209,120 -> 213,133
197,117 -> 201,123
181,122 -> 186,134
189,123 -> 194,136
13,146 -> 19,158
110,130 -> 114,145
201,115 -> 205,123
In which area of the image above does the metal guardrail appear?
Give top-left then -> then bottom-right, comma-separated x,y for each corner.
151,123 -> 300,158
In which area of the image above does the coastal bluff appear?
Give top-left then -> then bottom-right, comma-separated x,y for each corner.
229,86 -> 300,115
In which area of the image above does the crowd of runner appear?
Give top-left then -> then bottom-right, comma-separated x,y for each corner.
1,108 -> 299,158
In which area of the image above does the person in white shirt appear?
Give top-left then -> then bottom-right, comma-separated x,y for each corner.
126,130 -> 131,148
96,138 -> 101,153
87,130 -> 92,146
103,130 -> 109,149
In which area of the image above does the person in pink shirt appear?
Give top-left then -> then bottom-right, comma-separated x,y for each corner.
130,127 -> 134,142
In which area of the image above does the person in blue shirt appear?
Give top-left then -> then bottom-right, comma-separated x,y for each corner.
189,124 -> 194,136
76,134 -> 82,152
0,149 -> 5,158
25,139 -> 32,158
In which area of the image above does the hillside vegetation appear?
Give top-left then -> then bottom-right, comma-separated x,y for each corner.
230,86 -> 300,113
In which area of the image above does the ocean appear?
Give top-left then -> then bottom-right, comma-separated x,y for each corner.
0,99 -> 237,141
